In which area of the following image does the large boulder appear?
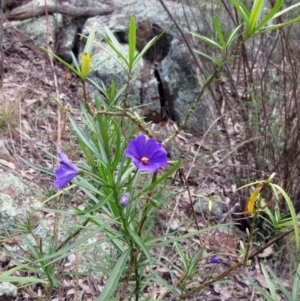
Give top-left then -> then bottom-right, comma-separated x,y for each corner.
79,0 -> 215,134
10,0 -> 62,47
7,0 -> 216,135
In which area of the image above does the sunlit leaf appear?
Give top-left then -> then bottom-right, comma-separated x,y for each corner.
194,49 -> 222,65
128,15 -> 137,71
271,184 -> 300,251
191,32 -> 223,50
83,22 -> 97,54
246,184 -> 262,214
255,0 -> 283,31
231,0 -> 250,23
96,250 -> 129,301
226,24 -> 243,45
246,0 -> 265,37
213,17 -> 226,49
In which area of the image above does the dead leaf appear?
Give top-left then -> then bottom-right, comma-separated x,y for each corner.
78,279 -> 92,294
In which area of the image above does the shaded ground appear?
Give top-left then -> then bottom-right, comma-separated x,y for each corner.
0,18 -> 296,301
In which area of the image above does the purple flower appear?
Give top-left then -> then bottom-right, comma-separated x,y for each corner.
119,193 -> 130,207
125,134 -> 167,173
54,152 -> 78,189
210,255 -> 220,264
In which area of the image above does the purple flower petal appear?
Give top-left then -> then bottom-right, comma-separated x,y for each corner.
54,152 -> 78,189
125,134 -> 167,173
125,134 -> 146,161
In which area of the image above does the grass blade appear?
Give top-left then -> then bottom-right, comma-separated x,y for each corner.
96,249 -> 129,301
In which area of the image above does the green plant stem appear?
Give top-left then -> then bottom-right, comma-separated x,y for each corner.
55,218 -> 89,252
138,172 -> 158,236
243,211 -> 258,265
94,109 -> 153,137
119,247 -> 138,301
134,255 -> 140,301
123,73 -> 132,109
120,172 -> 158,301
81,79 -> 92,114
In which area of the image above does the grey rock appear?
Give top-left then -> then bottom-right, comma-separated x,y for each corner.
158,39 -> 214,133
11,0 -> 62,47
79,0 -> 215,134
0,141 -> 10,155
9,0 -> 216,134
194,195 -> 226,218
0,172 -> 43,235
159,218 -> 180,232
0,282 -> 17,297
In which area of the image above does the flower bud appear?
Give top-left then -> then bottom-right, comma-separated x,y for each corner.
81,52 -> 91,80
210,255 -> 220,264
119,193 -> 130,207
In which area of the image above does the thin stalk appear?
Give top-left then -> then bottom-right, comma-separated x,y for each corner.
138,172 -> 158,236
243,211 -> 258,265
94,110 -> 153,137
55,218 -> 89,252
81,79 -> 92,114
120,172 -> 157,300
123,73 -> 132,109
119,247 -> 138,301
134,254 -> 140,301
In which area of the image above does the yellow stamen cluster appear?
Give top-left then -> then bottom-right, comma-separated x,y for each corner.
141,157 -> 149,164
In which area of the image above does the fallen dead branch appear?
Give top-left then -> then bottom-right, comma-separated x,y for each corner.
5,4 -> 114,21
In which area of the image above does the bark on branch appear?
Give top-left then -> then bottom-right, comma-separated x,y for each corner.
5,4 -> 114,21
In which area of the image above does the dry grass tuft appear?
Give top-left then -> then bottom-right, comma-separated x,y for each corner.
0,97 -> 18,131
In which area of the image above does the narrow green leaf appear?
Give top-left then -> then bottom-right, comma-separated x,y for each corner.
132,34 -> 164,71
68,114 -> 106,165
34,222 -> 115,266
136,160 -> 181,198
260,264 -> 278,301
96,249 -> 129,301
191,32 -> 223,50
231,0 -> 250,23
128,229 -> 153,265
272,1 -> 300,19
0,276 -> 47,284
242,274 -> 274,300
104,26 -> 127,62
255,0 -> 283,31
128,16 -> 137,71
188,248 -> 204,276
194,49 -> 222,65
0,264 -> 47,284
213,17 -> 225,49
246,0 -> 265,37
266,267 -> 292,300
149,223 -> 233,247
272,184 -> 300,251
41,47 -> 81,77
96,38 -> 127,70
70,51 -> 81,74
292,262 -> 300,300
175,242 -> 188,271
226,24 -> 243,45
257,15 -> 300,34
18,156 -> 54,176
83,22 -> 97,54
